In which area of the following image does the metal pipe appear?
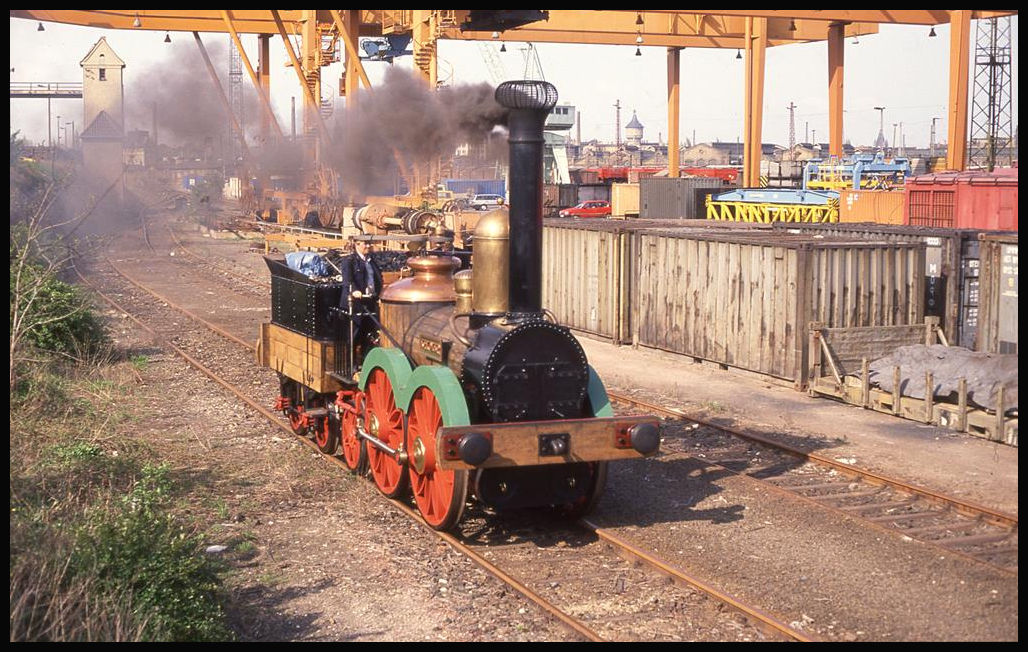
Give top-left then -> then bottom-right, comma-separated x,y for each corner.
494,80 -> 558,319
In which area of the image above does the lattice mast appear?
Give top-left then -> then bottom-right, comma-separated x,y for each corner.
968,16 -> 1014,170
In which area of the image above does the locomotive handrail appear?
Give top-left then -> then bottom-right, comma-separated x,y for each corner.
448,312 -> 473,347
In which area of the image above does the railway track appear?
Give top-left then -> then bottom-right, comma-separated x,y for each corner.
87,209 -> 1016,640
78,245 -> 807,642
609,393 -> 1018,576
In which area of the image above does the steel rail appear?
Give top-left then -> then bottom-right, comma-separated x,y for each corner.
609,392 -> 1018,530
582,519 -> 813,642
166,225 -> 270,290
77,259 -> 605,643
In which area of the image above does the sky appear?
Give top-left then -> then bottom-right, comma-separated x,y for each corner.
9,14 -> 1018,150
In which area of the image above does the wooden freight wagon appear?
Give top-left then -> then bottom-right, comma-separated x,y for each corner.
806,319 -> 1017,446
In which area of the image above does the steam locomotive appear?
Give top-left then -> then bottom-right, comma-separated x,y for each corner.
256,81 -> 660,530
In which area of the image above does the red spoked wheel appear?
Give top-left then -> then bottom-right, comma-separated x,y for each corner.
364,369 -> 409,498
406,387 -> 468,530
314,413 -> 340,455
279,377 -> 311,437
340,393 -> 367,473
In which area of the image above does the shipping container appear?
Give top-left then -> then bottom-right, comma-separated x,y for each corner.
542,220 -> 922,385
558,184 -> 578,208
905,170 -> 1018,231
839,189 -> 905,224
542,220 -> 629,343
571,169 -> 600,185
640,176 -> 725,219
442,178 -> 506,198
770,223 -> 995,349
542,184 -> 583,217
629,230 -> 923,384
577,183 -> 612,203
541,219 -> 769,342
611,183 -> 640,218
977,234 -> 1018,354
542,184 -> 560,217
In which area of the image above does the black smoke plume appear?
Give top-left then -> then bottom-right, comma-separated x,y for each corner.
325,67 -> 508,198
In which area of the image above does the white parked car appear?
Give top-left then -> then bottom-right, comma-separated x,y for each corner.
470,194 -> 505,211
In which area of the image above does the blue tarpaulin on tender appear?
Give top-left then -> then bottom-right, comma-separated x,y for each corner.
285,252 -> 331,278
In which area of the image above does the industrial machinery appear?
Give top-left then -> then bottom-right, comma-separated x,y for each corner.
803,153 -> 912,191
256,80 -> 661,530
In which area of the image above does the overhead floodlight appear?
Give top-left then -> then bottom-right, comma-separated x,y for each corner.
499,43 -> 506,52
491,31 -> 499,39
636,13 -> 644,26
37,22 -> 45,31
164,32 -> 171,43
789,19 -> 797,32
736,49 -> 742,59
636,34 -> 643,44
635,47 -> 642,57
929,27 -> 937,37
133,13 -> 141,28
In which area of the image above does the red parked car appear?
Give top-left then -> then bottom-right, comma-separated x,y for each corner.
559,200 -> 611,218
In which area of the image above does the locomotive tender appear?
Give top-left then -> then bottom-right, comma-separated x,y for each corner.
257,80 -> 660,530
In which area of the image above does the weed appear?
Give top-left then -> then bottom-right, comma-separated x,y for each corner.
50,440 -> 104,465
69,464 -> 234,641
129,354 -> 149,371
257,570 -> 285,588
703,400 -> 726,414
234,540 -> 256,555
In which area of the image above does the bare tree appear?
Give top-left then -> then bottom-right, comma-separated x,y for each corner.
9,173 -> 121,386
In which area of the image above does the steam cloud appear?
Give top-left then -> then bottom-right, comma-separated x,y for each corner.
124,38 -> 258,148
325,67 -> 508,198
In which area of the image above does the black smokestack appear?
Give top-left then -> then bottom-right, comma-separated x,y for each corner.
494,80 -> 558,319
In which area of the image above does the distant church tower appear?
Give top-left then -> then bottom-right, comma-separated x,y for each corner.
79,37 -> 126,198
625,111 -> 644,150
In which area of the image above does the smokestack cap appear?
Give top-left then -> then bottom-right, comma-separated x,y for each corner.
495,80 -> 558,111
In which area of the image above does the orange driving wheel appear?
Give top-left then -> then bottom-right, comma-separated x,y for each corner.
340,393 -> 367,473
364,369 -> 409,498
406,387 -> 468,530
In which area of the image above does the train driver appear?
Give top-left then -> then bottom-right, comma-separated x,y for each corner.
340,238 -> 384,362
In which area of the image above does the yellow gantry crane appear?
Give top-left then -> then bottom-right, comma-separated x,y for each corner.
11,10 -> 1017,189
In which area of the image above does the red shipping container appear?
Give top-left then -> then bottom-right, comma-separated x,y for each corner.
905,169 -> 1018,231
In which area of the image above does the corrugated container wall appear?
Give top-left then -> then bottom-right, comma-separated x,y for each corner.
771,223 -> 987,349
905,171 -> 1018,231
977,234 -> 1018,354
443,178 -> 506,198
839,189 -> 905,224
640,177 -> 725,219
611,183 -> 640,218
630,231 -> 923,384
577,183 -> 612,203
542,221 -> 627,343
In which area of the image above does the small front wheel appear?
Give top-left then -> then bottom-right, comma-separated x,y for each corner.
315,414 -> 340,455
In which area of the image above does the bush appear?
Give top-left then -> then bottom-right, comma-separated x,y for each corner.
11,362 -> 234,642
10,260 -> 109,356
69,464 -> 233,641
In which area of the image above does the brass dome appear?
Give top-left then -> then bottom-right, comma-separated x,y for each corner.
381,255 -> 460,304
